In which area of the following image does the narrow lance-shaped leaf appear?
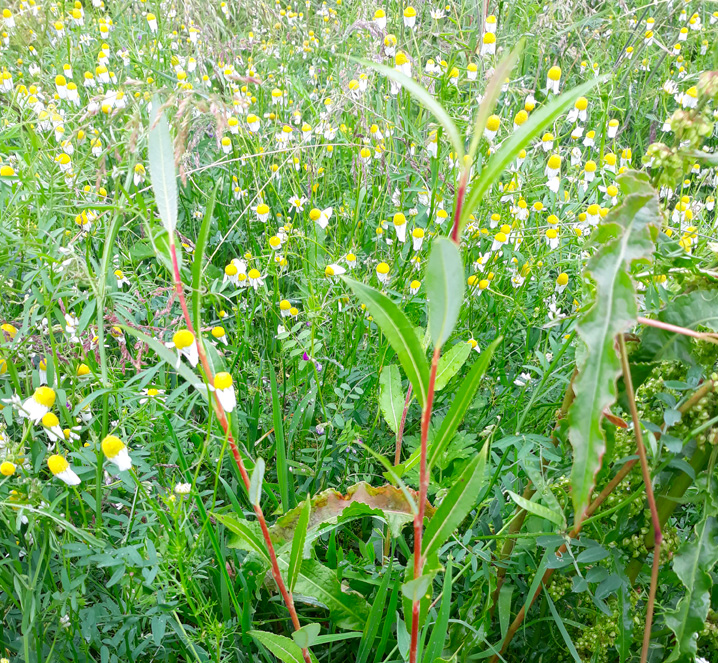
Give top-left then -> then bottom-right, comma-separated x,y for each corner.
568,171 -> 660,520
664,516 -> 718,661
506,490 -> 566,529
426,238 -> 464,348
249,457 -> 265,507
288,496 -> 311,592
148,101 -> 178,234
422,445 -> 487,559
423,562 -> 452,663
400,337 -> 500,476
343,277 -> 430,407
434,341 -> 471,392
192,182 -> 219,333
352,57 -> 464,160
467,40 -> 524,161
379,364 -> 404,435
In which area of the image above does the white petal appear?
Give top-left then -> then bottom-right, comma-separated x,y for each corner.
111,448 -> 132,472
58,468 -> 81,486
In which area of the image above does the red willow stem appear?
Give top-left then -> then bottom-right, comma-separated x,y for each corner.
410,346 -> 441,663
618,334 -> 662,663
169,240 -> 312,663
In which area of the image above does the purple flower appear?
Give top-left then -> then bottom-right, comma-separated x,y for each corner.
302,352 -> 310,361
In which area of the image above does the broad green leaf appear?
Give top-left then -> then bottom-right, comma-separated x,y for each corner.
148,103 -> 178,234
292,623 -> 321,649
664,516 -> 718,660
426,238 -> 464,348
568,171 -> 659,520
401,337 -> 500,476
343,277 -> 429,407
506,490 -> 566,528
192,182 -> 219,333
423,563 -> 452,663
459,76 -> 607,236
422,445 -> 487,558
249,457 -> 265,507
353,58 -> 463,159
434,342 -> 471,392
278,558 -> 370,630
215,513 -> 270,564
288,497 -> 311,592
249,630 -> 305,663
379,364 -> 404,435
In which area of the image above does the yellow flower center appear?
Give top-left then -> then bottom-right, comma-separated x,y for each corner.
102,435 -> 125,458
42,412 -> 60,428
34,386 -> 56,408
77,363 -> 90,376
173,329 -> 195,350
376,262 -> 390,275
48,455 -> 69,475
211,326 -> 226,338
215,372 -> 233,390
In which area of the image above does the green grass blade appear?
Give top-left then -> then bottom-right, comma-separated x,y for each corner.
544,589 -> 583,663
270,364 -> 292,511
423,562 -> 452,663
356,559 -> 393,663
506,490 -> 566,529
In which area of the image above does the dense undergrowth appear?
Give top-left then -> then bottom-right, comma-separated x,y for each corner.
1,1 -> 718,662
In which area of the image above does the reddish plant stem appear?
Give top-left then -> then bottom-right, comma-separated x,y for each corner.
637,316 -> 718,343
169,240 -> 311,663
618,335 -> 661,663
450,170 -> 468,245
409,347 -> 441,663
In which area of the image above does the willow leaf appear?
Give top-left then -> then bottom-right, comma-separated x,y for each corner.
664,516 -> 718,661
568,171 -> 660,520
343,277 -> 429,407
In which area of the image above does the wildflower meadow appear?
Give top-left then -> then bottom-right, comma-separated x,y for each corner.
1,1 -> 718,662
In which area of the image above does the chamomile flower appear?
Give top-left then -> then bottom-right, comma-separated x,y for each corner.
102,435 -> 132,471
325,263 -> 346,277
213,372 -> 236,412
376,262 -> 390,284
255,203 -> 270,223
139,388 -> 165,404
409,280 -> 421,295
345,253 -> 357,269
0,461 -> 15,476
546,66 -> 561,94
393,213 -> 407,242
48,455 -> 81,486
114,270 -> 130,287
20,387 -> 56,423
309,207 -> 333,229
374,8 -> 386,29
211,326 -> 228,345
481,32 -> 496,56
412,227 -> 425,251
171,329 -> 198,367
403,6 -> 417,29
